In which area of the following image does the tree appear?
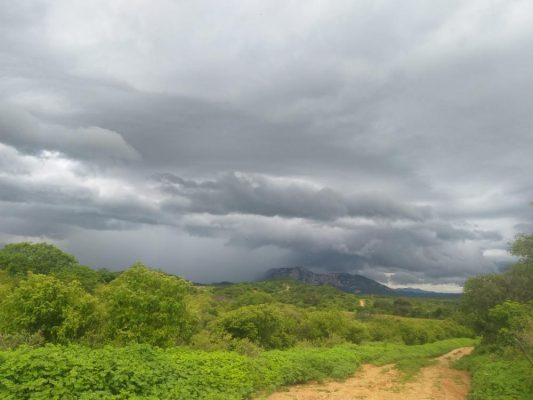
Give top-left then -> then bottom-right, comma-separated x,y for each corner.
299,310 -> 347,341
0,274 -> 98,343
511,234 -> 533,263
488,301 -> 533,366
98,263 -> 195,346
215,304 -> 295,349
461,273 -> 509,333
0,242 -> 77,276
393,298 -> 412,317
50,264 -> 111,292
460,234 -> 533,334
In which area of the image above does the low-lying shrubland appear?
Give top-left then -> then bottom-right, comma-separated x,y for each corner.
365,315 -> 474,344
0,338 -> 476,400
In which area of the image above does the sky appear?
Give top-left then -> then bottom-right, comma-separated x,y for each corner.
1,0 -> 532,291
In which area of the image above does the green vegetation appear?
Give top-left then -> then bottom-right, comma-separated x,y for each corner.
456,351 -> 533,400
212,279 -> 460,318
0,237 -> 531,398
0,274 -> 98,343
458,233 -> 533,399
365,315 -> 472,344
0,338 -> 476,399
97,264 -> 196,347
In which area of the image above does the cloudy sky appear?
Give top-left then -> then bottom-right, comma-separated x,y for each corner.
1,0 -> 532,291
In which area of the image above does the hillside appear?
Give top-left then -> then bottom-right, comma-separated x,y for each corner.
264,267 -> 459,298
265,267 -> 394,295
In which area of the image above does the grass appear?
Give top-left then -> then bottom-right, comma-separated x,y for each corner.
356,337 -> 477,380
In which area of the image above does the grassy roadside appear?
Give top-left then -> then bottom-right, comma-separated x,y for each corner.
0,338 -> 477,400
356,337 -> 477,380
454,349 -> 533,400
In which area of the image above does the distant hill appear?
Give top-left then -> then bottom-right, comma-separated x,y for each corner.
264,266 -> 394,295
393,287 -> 461,299
263,267 -> 460,298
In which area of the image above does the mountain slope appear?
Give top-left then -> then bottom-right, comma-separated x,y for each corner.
264,267 -> 460,298
264,266 -> 395,295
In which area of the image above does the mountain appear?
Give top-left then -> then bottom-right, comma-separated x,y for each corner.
394,287 -> 461,299
264,266 -> 395,295
263,267 -> 460,298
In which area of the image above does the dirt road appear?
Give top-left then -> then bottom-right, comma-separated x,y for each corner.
266,347 -> 474,400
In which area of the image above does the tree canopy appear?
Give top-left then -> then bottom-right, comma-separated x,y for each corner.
98,263 -> 196,346
0,274 -> 98,343
0,242 -> 78,275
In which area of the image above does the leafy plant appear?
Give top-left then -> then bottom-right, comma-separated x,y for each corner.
98,263 -> 196,346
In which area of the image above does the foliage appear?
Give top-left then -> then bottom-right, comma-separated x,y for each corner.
461,236 -> 533,335
456,350 -> 533,400
365,315 -> 473,344
368,296 -> 458,319
0,338 -> 476,400
486,301 -> 533,345
511,233 -> 533,262
457,233 -> 533,399
0,274 -> 98,343
214,304 -> 296,349
298,310 -> 369,344
50,264 -> 112,292
392,298 -> 412,316
213,279 -> 361,311
0,331 -> 45,350
460,273 -> 509,333
98,263 -> 196,347
0,242 -> 78,276
0,241 -> 495,396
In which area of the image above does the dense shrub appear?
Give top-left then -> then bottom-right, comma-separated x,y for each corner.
98,263 -> 196,347
214,304 -> 296,349
366,315 -> 473,344
456,350 -> 533,400
298,310 -> 368,344
0,274 -> 98,343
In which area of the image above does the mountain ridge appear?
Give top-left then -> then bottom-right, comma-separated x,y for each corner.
263,267 -> 460,298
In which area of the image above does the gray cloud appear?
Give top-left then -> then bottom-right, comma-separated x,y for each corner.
156,172 -> 432,221
0,0 -> 532,289
0,105 -> 140,161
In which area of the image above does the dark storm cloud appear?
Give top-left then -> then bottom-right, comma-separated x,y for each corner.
0,0 -> 532,289
177,208 -> 503,284
0,105 -> 140,162
156,172 -> 432,221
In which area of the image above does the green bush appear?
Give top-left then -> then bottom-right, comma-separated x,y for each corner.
456,350 -> 533,400
214,304 -> 296,349
98,263 -> 196,347
0,274 -> 98,343
366,316 -> 473,344
298,310 -> 368,344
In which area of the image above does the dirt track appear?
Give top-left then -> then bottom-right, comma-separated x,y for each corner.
266,347 -> 474,400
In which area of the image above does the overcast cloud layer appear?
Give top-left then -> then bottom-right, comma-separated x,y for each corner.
1,0 -> 532,291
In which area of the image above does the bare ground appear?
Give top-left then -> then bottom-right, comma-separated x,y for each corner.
266,347 -> 474,400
